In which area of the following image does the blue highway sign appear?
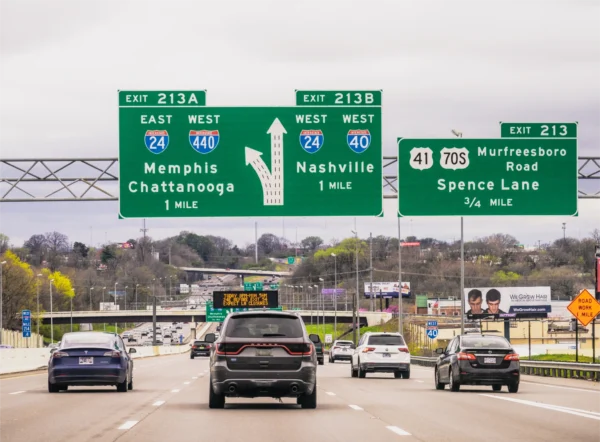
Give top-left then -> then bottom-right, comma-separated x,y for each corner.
22,309 -> 31,338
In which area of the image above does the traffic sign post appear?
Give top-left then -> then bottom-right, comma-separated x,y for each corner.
22,309 -> 31,339
500,122 -> 577,138
397,138 -> 577,217
287,257 -> 295,265
426,320 -> 438,339
119,92 -> 382,218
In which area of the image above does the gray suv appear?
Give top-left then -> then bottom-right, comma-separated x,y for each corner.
205,310 -> 318,409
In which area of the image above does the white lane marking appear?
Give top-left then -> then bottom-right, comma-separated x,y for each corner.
118,421 -> 139,430
481,394 -> 600,420
413,380 -> 424,383
386,425 -> 412,436
9,391 -> 26,395
152,401 -> 165,407
183,381 -> 191,385
192,376 -> 198,379
349,404 -> 363,411
520,381 -> 600,394
171,389 -> 180,393
326,392 -> 336,396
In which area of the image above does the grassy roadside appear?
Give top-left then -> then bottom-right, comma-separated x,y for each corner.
522,354 -> 599,364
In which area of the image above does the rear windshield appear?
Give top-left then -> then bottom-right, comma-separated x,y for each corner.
61,333 -> 114,349
336,341 -> 353,346
194,341 -> 207,345
367,335 -> 406,346
225,315 -> 303,338
461,336 -> 511,349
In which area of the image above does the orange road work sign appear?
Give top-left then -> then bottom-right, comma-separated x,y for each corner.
567,289 -> 600,327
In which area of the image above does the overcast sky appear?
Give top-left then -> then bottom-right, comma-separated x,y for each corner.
1,0 -> 598,249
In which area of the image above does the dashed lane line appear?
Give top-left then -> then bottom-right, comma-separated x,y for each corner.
386,426 -> 412,436
118,421 -> 139,430
348,404 -> 363,411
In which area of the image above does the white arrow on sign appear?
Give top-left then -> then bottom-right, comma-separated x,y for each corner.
245,118 -> 287,206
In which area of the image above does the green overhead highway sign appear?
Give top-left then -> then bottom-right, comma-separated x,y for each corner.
119,91 -> 382,218
295,90 -> 382,106
397,138 -> 577,217
500,122 -> 577,138
287,257 -> 295,265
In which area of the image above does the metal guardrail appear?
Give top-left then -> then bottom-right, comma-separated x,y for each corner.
410,356 -> 600,381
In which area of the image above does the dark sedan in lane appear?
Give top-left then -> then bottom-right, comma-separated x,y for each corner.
190,340 -> 212,358
434,334 -> 520,393
48,332 -> 136,393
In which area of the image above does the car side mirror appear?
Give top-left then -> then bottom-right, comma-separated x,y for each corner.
308,334 -> 320,344
435,347 -> 444,355
205,333 -> 216,343
50,348 -> 57,353
129,348 -> 137,354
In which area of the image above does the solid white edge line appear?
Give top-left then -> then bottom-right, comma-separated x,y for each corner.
349,404 -> 363,410
9,391 -> 26,395
152,400 -> 165,406
183,381 -> 190,385
520,381 -> 600,394
171,389 -> 180,393
413,380 -> 425,383
480,394 -> 600,420
326,392 -> 336,396
118,421 -> 139,430
386,425 -> 412,436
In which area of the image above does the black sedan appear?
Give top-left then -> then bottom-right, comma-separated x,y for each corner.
190,340 -> 212,358
434,334 -> 520,393
48,332 -> 136,393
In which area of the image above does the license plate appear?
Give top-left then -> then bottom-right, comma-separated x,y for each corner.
483,357 -> 496,364
342,349 -> 347,352
382,353 -> 391,358
79,357 -> 93,365
199,346 -> 205,349
257,349 -> 272,356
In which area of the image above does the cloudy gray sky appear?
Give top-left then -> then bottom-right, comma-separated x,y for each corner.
1,0 -> 598,249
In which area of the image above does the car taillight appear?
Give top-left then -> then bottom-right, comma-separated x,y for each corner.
52,351 -> 69,358
457,352 -> 476,360
303,343 -> 314,355
504,353 -> 520,361
206,344 -> 211,349
192,346 -> 197,349
333,346 -> 339,350
215,343 -> 225,355
103,351 -> 121,358
398,347 -> 409,353
362,347 -> 376,353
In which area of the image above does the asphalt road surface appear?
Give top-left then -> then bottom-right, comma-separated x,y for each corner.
1,356 -> 598,442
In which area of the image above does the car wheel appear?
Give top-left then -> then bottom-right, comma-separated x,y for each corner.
401,369 -> 410,379
394,371 -> 402,378
508,382 -> 519,393
59,385 -> 68,391
331,356 -> 335,363
351,361 -> 357,378
48,382 -> 60,393
208,378 -> 225,409
191,354 -> 195,359
449,368 -> 460,392
358,361 -> 366,378
298,384 -> 317,409
128,376 -> 133,391
492,385 -> 502,392
435,369 -> 445,390
117,376 -> 128,393
318,358 -> 324,366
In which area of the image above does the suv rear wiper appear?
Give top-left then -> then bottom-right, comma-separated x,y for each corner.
262,333 -> 287,337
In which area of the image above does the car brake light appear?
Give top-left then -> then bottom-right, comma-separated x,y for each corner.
504,353 -> 520,361
192,346 -> 197,349
362,347 -> 376,353
457,352 -> 476,360
206,344 -> 211,349
52,351 -> 69,358
333,346 -> 339,350
398,347 -> 409,353
103,350 -> 121,358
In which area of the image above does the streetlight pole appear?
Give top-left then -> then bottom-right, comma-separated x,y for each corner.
0,261 -> 6,345
49,279 -> 55,343
89,286 -> 94,311
452,129 -> 465,335
135,284 -> 139,310
331,253 -> 337,338
352,224 -> 360,343
102,286 -> 106,331
318,278 -> 325,336
369,233 -> 373,312
37,274 -> 42,337
70,290 -> 74,332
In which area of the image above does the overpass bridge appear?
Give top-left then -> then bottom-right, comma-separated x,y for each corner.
178,267 -> 292,278
39,309 -> 391,327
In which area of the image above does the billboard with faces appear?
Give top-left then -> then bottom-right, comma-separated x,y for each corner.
464,286 -> 551,319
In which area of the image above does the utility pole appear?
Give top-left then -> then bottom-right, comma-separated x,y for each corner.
331,253 -> 337,338
140,219 -> 149,262
452,129 -> 465,335
352,219 -> 360,343
255,221 -> 258,263
37,273 -> 42,336
369,232 -> 373,312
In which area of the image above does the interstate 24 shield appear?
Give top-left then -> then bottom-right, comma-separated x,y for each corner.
299,129 -> 324,154
189,130 -> 220,154
347,129 -> 371,154
144,130 -> 169,154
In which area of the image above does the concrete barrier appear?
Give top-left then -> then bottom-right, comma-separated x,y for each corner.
0,348 -> 51,374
